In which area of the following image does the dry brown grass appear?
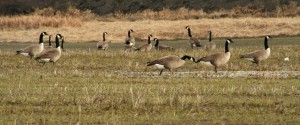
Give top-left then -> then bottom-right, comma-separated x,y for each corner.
0,17 -> 300,43
104,2 -> 300,21
0,15 -> 83,29
1,3 -> 299,30
32,6 -> 97,21
0,6 -> 98,30
0,5 -> 300,43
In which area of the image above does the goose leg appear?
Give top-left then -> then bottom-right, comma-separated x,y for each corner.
252,59 -> 260,65
159,70 -> 164,76
214,66 -> 218,73
169,69 -> 173,75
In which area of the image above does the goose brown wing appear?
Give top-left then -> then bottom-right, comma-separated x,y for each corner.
158,45 -> 174,50
102,42 -> 109,49
240,50 -> 264,59
147,59 -> 160,66
98,41 -> 109,49
19,44 -> 37,54
137,44 -> 149,50
36,50 -> 60,60
147,55 -> 179,66
190,37 -> 201,45
205,42 -> 216,51
197,53 -> 223,62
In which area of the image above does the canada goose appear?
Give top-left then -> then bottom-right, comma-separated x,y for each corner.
35,34 -> 63,64
97,32 -> 110,51
124,29 -> 135,51
154,38 -> 175,51
185,26 -> 202,49
16,32 -> 48,59
240,35 -> 271,64
205,31 -> 216,52
135,34 -> 153,51
147,55 -> 196,75
196,39 -> 234,72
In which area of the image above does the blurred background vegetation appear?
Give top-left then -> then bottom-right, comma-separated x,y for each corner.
0,0 -> 300,18
1,0 -> 300,42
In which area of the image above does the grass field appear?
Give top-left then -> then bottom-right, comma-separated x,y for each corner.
0,36 -> 299,124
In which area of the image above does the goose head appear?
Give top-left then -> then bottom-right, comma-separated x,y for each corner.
153,38 -> 158,42
180,55 -> 196,62
226,39 -> 234,44
208,31 -> 212,36
41,32 -> 48,36
265,35 -> 271,39
129,29 -> 134,33
56,34 -> 63,39
185,26 -> 190,30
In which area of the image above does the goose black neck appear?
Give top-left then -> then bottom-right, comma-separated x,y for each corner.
128,31 -> 131,37
55,37 -> 60,48
154,39 -> 159,47
181,55 -> 191,60
148,36 -> 151,44
61,39 -> 64,49
264,37 -> 269,49
39,34 -> 44,44
225,41 -> 229,53
209,32 -> 212,42
188,28 -> 192,37
48,36 -> 52,46
103,33 -> 106,41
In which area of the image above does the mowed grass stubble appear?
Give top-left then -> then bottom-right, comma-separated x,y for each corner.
0,37 -> 299,124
